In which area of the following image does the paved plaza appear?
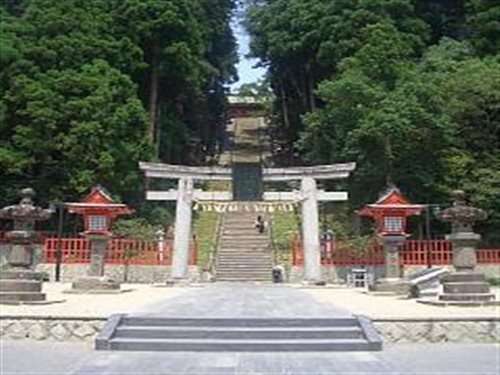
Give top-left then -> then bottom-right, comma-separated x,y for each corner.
1,340 -> 498,374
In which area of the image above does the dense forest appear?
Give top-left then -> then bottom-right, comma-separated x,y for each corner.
0,0 -> 237,214
0,0 -> 498,242
246,0 -> 500,242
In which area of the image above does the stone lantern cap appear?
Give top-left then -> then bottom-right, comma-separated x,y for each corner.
0,188 -> 53,233
439,190 -> 487,234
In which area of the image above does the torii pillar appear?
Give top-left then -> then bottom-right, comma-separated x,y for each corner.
301,177 -> 322,282
171,178 -> 194,280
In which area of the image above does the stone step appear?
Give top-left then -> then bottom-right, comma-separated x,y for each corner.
120,317 -> 360,327
220,235 -> 269,240
106,338 -> 377,352
220,243 -> 270,249
0,271 -> 45,281
114,326 -> 363,340
216,271 -> 271,280
442,273 -> 485,283
217,251 -> 271,255
217,263 -> 271,267
439,293 -> 495,302
443,282 -> 491,294
0,279 -> 42,292
0,291 -> 46,302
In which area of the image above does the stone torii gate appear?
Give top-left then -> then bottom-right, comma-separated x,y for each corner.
140,162 -> 356,282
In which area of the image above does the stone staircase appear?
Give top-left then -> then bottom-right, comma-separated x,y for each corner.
96,315 -> 383,352
216,211 -> 273,282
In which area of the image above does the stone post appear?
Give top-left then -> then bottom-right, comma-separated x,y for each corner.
301,177 -> 322,283
71,233 -> 120,292
171,178 -> 194,281
370,235 -> 409,294
87,235 -> 109,277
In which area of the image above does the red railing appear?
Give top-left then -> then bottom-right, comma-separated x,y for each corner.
399,240 -> 452,265
477,249 -> 500,264
291,236 -> 500,266
43,237 -> 198,266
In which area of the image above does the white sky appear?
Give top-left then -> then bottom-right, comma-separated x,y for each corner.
231,13 -> 267,91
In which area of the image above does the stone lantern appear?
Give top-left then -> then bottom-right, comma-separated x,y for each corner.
65,186 -> 133,293
0,188 -> 53,303
436,190 -> 495,304
359,186 -> 423,294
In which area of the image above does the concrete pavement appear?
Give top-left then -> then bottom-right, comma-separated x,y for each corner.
1,340 -> 498,374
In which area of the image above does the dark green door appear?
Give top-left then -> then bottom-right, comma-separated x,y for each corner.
232,163 -> 263,201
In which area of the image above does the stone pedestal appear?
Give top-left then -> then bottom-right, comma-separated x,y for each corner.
370,235 -> 409,294
0,232 -> 46,303
448,232 -> 480,272
70,235 -> 120,293
436,232 -> 494,304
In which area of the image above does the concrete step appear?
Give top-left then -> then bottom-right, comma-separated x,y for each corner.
114,326 -> 363,340
107,338 -> 377,352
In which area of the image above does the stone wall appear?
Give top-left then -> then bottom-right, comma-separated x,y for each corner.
34,264 -> 200,283
1,316 -> 498,343
373,318 -> 500,344
0,317 -> 105,342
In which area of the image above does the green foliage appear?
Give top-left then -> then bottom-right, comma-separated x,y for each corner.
0,0 -> 238,221
247,1 -> 499,243
193,211 -> 221,270
113,218 -> 162,242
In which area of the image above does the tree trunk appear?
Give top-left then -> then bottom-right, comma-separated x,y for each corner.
280,80 -> 290,130
305,63 -> 316,111
148,42 -> 161,146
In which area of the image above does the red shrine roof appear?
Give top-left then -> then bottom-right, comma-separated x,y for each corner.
359,187 -> 424,216
65,186 -> 133,216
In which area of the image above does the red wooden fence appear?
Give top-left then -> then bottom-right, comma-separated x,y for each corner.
42,237 -> 198,266
292,236 -> 500,266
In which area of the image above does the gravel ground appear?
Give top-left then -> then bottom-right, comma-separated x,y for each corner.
1,283 -> 498,319
303,286 -> 500,319
0,283 -> 191,318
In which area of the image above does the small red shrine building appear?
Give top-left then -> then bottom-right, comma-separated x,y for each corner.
66,186 -> 133,236
359,186 -> 424,236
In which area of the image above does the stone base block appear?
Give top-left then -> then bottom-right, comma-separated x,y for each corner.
69,276 -> 121,293
0,270 -> 45,281
439,293 -> 495,302
0,279 -> 42,292
369,278 -> 410,295
0,269 -> 46,303
442,272 -> 485,283
417,298 -> 500,307
0,291 -> 46,303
